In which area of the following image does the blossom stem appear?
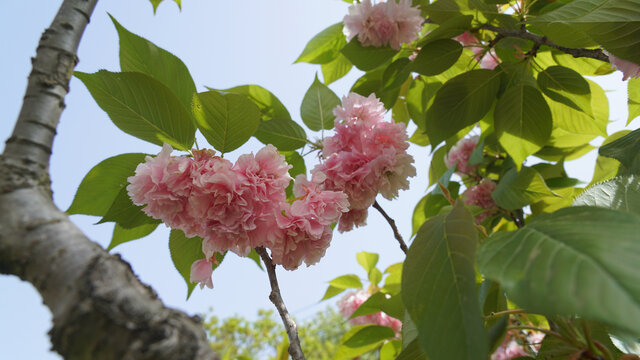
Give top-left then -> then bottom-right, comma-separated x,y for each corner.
484,308 -> 525,319
479,24 -> 609,63
372,201 -> 408,254
255,247 -> 306,360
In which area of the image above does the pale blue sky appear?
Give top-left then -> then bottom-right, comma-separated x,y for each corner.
0,1 -> 634,359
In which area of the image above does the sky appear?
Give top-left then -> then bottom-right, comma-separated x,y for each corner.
0,1 -> 635,359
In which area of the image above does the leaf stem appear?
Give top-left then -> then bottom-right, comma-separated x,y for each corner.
372,201 -> 408,254
255,247 -> 306,360
484,308 -> 525,319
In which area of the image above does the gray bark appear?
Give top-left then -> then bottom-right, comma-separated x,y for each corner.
0,0 -> 218,358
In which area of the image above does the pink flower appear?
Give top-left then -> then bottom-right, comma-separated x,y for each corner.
338,290 -> 402,334
343,0 -> 423,50
454,32 -> 477,47
604,50 -> 640,81
444,136 -> 479,175
189,258 -> 213,289
337,208 -> 369,233
454,32 -> 500,70
291,173 -> 350,225
491,339 -> 529,360
463,178 -> 497,210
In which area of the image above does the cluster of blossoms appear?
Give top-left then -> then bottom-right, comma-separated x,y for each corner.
312,93 -> 416,232
445,136 -> 498,222
491,329 -> 545,360
604,50 -> 640,81
454,32 -> 500,70
343,0 -> 423,50
338,289 -> 402,334
127,144 -> 349,289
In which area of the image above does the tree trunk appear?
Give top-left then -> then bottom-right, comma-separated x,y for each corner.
0,0 -> 218,358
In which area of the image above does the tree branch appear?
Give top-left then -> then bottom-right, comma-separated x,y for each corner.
480,24 -> 609,63
372,201 -> 408,254
0,0 -> 219,358
255,247 -> 306,360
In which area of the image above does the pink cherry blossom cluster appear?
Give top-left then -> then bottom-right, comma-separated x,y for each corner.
338,289 -> 402,334
491,330 -> 545,360
462,178 -> 498,223
343,0 -> 423,50
604,50 -> 640,81
444,135 -> 480,176
312,93 -> 416,232
127,143 -> 349,289
454,32 -> 500,70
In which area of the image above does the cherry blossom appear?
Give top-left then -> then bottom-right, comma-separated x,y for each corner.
604,50 -> 640,81
343,0 -> 423,50
444,135 -> 479,175
338,289 -> 402,334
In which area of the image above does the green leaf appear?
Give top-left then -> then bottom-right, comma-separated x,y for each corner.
383,58 -> 412,91
590,130 -> 630,185
537,66 -> 592,115
419,14 -> 473,45
356,251 -> 379,274
425,0 -> 497,24
334,325 -> 395,360
412,39 -> 463,76
321,285 -> 346,301
552,51 -> 613,76
75,71 -> 195,150
295,22 -> 346,64
247,249 -> 263,270
494,85 -> 552,167
425,69 -> 501,146
329,274 -> 363,290
341,38 -> 397,71
380,340 -> 402,360
369,268 -> 383,286
67,153 -> 147,216
574,175 -> 640,215
219,85 -> 291,121
412,193 -> 452,235
599,127 -> 640,171
629,78 -> 640,125
535,143 -> 595,162
477,206 -> 640,336
492,167 -> 555,209
108,223 -> 159,251
530,0 -> 640,64
383,263 -> 403,296
110,15 -> 196,114
283,151 -> 306,200
350,292 -> 404,321
547,79 -> 608,140
169,229 -> 225,299
321,54 -> 352,85
402,201 -> 488,360
192,91 -> 261,154
300,75 -> 340,131
254,118 -> 307,151
396,339 -> 428,360
98,188 -> 161,229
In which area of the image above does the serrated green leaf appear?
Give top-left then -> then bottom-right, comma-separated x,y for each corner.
537,66 -> 592,115
590,130 -> 631,185
321,53 -> 352,85
396,339 -> 428,360
599,127 -> 640,172
295,22 -> 346,64
169,229 -> 225,299
219,84 -> 291,121
529,0 -> 640,64
356,251 -> 379,274
350,292 -> 404,321
321,285 -> 346,300
334,325 -> 395,360
403,201 -> 488,360
419,14 -> 473,46
98,188 -> 161,229
193,91 -> 260,154
67,153 -> 147,216
535,143 -> 595,162
425,69 -> 501,146
108,223 -> 159,251
329,274 -> 363,289
552,51 -> 614,76
425,0 -> 497,24
383,58 -> 412,91
75,71 -> 195,150
477,206 -> 640,336
412,39 -> 463,76
492,167 -> 555,209
341,38 -> 397,71
110,15 -> 196,114
300,75 -> 340,131
494,85 -> 552,168
254,118 -> 307,151
547,79 -> 608,140
380,340 -> 402,360
574,175 -> 640,215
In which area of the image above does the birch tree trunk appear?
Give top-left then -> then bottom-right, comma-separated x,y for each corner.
0,1 -> 218,358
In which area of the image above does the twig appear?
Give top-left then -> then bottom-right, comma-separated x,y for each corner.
484,308 -> 525,320
479,24 -> 609,63
255,247 -> 306,360
372,201 -> 408,254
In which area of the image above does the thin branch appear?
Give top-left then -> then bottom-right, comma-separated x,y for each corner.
484,308 -> 526,320
479,24 -> 609,63
255,247 -> 306,360
372,201 -> 408,254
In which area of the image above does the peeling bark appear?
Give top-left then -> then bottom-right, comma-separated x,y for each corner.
0,0 -> 218,358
